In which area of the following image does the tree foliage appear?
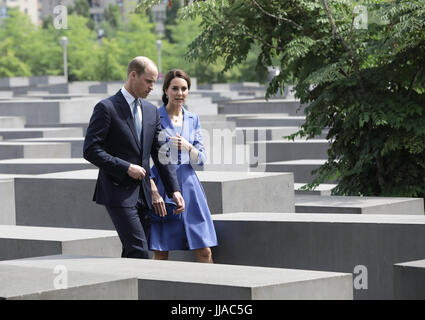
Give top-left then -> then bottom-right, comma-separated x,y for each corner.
160,0 -> 424,198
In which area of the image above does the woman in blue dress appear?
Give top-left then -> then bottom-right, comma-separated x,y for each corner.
148,69 -> 218,263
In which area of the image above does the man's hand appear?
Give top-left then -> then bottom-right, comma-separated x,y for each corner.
172,191 -> 185,214
127,164 -> 146,180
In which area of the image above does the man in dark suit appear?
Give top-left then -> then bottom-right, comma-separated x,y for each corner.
83,56 -> 184,259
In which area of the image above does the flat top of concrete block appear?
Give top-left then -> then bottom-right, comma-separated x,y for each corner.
257,139 -> 329,144
266,159 -> 328,165
19,169 -> 98,180
0,255 -> 351,288
195,170 -> 292,182
0,128 -> 81,133
0,264 -> 134,299
0,142 -> 70,146
0,174 -> 34,180
294,183 -> 337,191
21,169 -> 292,182
295,195 -> 423,207
10,138 -> 84,142
394,259 -> 425,268
236,126 -> 301,130
222,99 -> 299,104
212,212 -> 425,225
226,113 -> 304,119
0,158 -> 90,164
0,225 -> 118,241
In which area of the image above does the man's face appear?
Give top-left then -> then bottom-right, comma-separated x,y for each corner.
132,66 -> 158,98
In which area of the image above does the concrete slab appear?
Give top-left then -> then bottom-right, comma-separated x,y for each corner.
219,99 -> 305,116
0,179 -> 15,225
0,255 -> 353,300
0,116 -> 26,129
0,142 -> 71,159
294,183 -> 336,196
0,158 -> 95,174
394,259 -> 425,299
0,98 -> 99,125
0,91 -> 13,98
13,169 -> 294,229
28,76 -> 67,86
0,265 -> 137,300
0,127 -> 82,140
0,225 -> 120,260
25,122 -> 89,136
295,195 -> 424,215
211,212 -> 425,299
250,139 -> 330,164
226,114 -> 306,127
10,137 -> 84,158
264,159 -> 328,183
0,77 -> 29,88
186,97 -> 218,115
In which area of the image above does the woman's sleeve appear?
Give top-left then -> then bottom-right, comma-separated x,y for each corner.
192,115 -> 207,165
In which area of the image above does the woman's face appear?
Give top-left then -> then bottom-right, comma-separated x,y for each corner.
165,77 -> 189,107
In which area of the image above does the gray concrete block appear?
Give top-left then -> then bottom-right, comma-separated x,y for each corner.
28,76 -> 67,86
26,122 -> 89,136
394,259 -> 425,299
0,91 -> 13,98
0,255 -> 353,300
219,99 -> 305,116
294,183 -> 336,196
191,171 -> 295,214
0,158 -> 95,174
13,169 -> 294,229
228,114 -> 306,127
89,82 -> 123,95
0,225 -> 121,260
0,142 -> 71,159
0,265 -> 137,300
236,127 -> 328,142
0,127 -> 82,140
14,171 -> 114,230
185,97 -> 218,115
0,179 -> 15,225
10,137 -> 84,158
211,212 -> 425,299
0,116 -> 26,129
0,77 -> 29,88
250,140 -> 330,164
295,195 -> 424,215
264,159 -> 328,183
0,98 -> 99,125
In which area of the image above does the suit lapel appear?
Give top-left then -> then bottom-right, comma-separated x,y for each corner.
158,105 -> 175,138
181,106 -> 192,142
116,90 -> 142,151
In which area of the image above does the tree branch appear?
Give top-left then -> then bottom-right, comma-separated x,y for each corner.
320,0 -> 365,92
249,0 -> 303,30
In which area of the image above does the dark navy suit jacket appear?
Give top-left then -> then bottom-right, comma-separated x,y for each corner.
83,90 -> 180,208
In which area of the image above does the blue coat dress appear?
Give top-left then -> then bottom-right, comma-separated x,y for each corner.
148,105 -> 218,251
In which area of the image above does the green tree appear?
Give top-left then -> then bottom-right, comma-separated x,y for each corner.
142,0 -> 425,198
163,11 -> 266,84
0,9 -> 35,76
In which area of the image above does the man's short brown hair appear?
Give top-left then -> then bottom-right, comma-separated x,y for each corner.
127,56 -> 156,77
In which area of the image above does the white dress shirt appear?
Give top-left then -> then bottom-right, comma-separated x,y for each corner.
121,87 -> 142,121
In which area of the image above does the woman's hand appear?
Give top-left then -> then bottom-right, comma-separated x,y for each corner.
170,134 -> 193,152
